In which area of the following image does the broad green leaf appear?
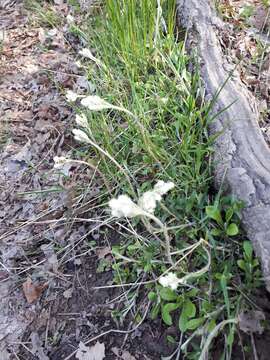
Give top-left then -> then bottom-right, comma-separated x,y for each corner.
179,299 -> 196,332
184,299 -> 196,318
225,208 -> 234,223
243,241 -> 253,259
186,317 -> 205,330
148,292 -> 157,301
162,303 -> 179,326
237,259 -> 246,271
179,312 -> 188,332
226,223 -> 239,236
159,287 -> 177,301
206,206 -> 223,225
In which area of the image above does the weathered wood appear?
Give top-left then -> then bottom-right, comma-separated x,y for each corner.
176,0 -> 270,288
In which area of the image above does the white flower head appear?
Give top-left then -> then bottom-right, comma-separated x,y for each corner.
160,97 -> 169,104
159,272 -> 180,290
79,48 -> 95,60
75,113 -> 88,128
53,156 -> 70,169
72,129 -> 90,143
66,14 -> 74,24
154,180 -> 175,196
78,48 -> 103,67
81,95 -> 113,111
109,195 -> 144,218
138,191 -> 161,214
138,181 -> 175,213
66,90 -> 80,102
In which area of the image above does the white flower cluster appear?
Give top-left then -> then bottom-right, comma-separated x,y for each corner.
72,129 -> 90,143
66,90 -> 80,102
109,195 -> 143,218
68,94 -> 116,144
78,48 -> 96,61
81,95 -> 113,111
109,181 -> 174,218
53,156 -> 70,168
66,91 -> 114,112
138,181 -> 174,214
75,113 -> 88,128
159,272 -> 180,290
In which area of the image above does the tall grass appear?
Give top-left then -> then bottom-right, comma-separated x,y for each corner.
83,0 -> 212,222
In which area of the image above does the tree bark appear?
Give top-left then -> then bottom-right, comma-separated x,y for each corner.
176,0 -> 270,289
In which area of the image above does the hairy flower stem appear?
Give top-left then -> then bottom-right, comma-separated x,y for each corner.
84,135 -> 134,194
145,212 -> 173,265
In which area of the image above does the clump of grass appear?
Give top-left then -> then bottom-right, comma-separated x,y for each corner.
66,0 -> 264,358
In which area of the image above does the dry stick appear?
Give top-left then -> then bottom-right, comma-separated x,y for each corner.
63,301 -> 151,360
250,333 -> 259,360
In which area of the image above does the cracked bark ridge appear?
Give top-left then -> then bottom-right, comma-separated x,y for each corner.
177,0 -> 270,289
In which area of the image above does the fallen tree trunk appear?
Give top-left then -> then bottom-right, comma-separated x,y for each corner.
177,0 -> 270,289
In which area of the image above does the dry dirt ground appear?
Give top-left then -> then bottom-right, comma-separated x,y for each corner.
2,1 -> 270,360
0,1 -> 173,359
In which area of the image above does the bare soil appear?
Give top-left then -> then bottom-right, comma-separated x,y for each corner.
2,1 -> 270,359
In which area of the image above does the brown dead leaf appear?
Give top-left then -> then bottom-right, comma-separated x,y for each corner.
238,310 -> 265,334
96,247 -> 111,259
76,341 -> 105,360
23,277 -> 48,304
111,347 -> 136,360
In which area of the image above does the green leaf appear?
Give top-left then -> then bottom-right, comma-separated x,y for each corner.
186,317 -> 205,330
226,223 -> 239,236
211,228 -> 222,236
179,312 -> 188,332
243,241 -> 253,259
207,319 -> 216,332
148,291 -> 157,301
186,288 -> 199,297
179,299 -> 196,332
184,299 -> 196,318
159,287 -> 177,301
225,208 -> 234,223
151,303 -> 160,320
162,303 -> 179,326
237,259 -> 246,271
166,335 -> 176,344
206,206 -> 223,225
252,259 -> 259,267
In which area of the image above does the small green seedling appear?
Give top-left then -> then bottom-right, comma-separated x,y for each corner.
149,287 -> 204,333
206,197 -> 243,238
237,241 -> 261,288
